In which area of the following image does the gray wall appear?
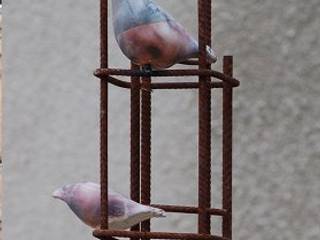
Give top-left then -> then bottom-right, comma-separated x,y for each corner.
3,0 -> 320,240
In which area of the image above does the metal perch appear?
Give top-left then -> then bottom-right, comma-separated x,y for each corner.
94,1 -> 240,240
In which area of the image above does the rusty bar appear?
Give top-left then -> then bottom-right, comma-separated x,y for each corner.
130,63 -> 141,238
207,208 -> 226,216
151,204 -> 227,216
108,76 -> 132,89
100,0 -> 109,231
151,82 -> 224,89
93,230 -> 229,240
198,0 -> 212,235
222,56 -> 233,239
100,76 -> 229,89
141,74 -> 152,237
94,68 -> 240,86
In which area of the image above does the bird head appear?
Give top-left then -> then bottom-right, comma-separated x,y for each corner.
52,182 -> 101,228
52,182 -> 100,204
52,184 -> 75,202
52,187 -> 64,200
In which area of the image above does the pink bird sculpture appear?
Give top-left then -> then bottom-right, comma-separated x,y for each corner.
52,182 -> 165,229
112,0 -> 217,69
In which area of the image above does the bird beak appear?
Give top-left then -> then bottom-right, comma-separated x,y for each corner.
52,188 -> 64,200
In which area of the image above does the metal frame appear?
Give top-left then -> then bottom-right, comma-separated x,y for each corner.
94,1 -> 240,240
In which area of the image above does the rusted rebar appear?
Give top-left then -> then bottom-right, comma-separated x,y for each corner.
222,56 -> 233,239
99,76 -> 236,89
94,68 -> 240,87
93,230 -> 229,240
95,1 -> 239,240
130,63 -> 141,238
198,0 -> 212,235
150,204 -> 227,216
141,74 -> 152,238
100,0 -> 109,232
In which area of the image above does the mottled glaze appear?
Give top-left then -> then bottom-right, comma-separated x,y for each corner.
112,0 -> 173,37
111,0 -> 217,68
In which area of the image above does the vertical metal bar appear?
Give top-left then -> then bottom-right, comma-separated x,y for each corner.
222,56 -> 233,239
198,0 -> 212,235
141,74 -> 152,238
100,0 -> 109,231
130,63 -> 141,238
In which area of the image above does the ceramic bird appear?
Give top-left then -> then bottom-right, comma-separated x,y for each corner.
52,182 -> 165,229
112,0 -> 217,69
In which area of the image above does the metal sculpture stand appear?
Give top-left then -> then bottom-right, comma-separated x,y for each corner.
93,1 -> 240,240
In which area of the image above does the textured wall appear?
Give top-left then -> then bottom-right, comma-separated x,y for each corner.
3,0 -> 320,240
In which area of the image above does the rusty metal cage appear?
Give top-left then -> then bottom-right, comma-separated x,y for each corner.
93,1 -> 240,240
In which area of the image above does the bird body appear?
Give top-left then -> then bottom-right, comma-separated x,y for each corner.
112,0 -> 217,68
52,182 -> 165,229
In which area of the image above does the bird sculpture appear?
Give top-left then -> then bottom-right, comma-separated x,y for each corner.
52,182 -> 165,229
112,0 -> 217,69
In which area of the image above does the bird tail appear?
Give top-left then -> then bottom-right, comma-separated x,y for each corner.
151,207 -> 166,218
206,45 -> 217,64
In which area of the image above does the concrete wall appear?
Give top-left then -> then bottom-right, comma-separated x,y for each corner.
3,0 -> 320,240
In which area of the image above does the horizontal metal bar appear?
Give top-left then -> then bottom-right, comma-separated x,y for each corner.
99,76 -> 234,90
151,204 -> 227,216
108,76 -> 131,88
94,68 -> 240,87
151,82 -> 224,89
93,229 -> 229,240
